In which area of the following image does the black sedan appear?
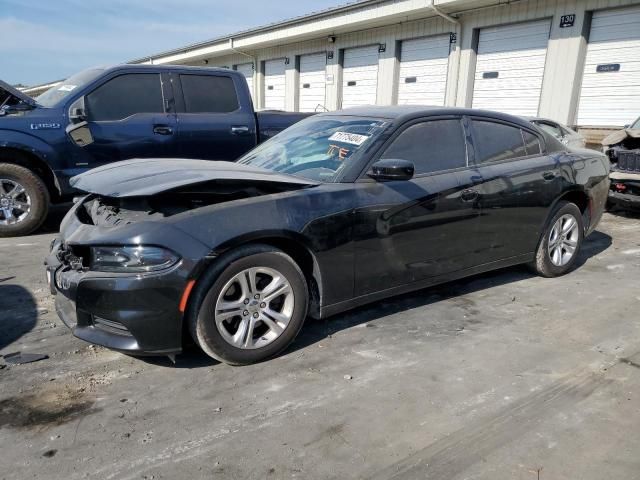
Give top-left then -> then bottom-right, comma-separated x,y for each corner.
45,107 -> 610,365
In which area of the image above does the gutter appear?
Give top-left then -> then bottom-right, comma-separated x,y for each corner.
427,1 -> 460,106
427,0 -> 460,25
228,38 -> 258,104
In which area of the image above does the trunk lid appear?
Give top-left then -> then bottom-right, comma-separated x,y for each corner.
70,158 -> 319,197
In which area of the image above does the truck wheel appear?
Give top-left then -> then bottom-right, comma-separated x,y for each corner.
529,201 -> 584,278
0,163 -> 50,237
188,244 -> 308,365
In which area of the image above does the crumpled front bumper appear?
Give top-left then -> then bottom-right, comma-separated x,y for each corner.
44,200 -> 212,355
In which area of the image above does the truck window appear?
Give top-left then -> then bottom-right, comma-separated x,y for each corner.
86,74 -> 164,121
180,75 -> 239,113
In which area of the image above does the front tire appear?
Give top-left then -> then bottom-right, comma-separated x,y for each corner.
530,201 -> 584,278
188,244 -> 308,365
0,163 -> 49,237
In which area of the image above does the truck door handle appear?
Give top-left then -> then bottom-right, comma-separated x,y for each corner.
461,189 -> 479,202
231,125 -> 250,135
542,171 -> 556,181
153,125 -> 173,135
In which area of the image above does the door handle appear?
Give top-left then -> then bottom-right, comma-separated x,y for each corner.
231,125 -> 250,135
461,189 -> 479,202
153,125 -> 173,135
542,171 -> 556,181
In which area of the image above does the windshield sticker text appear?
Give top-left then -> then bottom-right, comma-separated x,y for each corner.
58,85 -> 77,92
328,132 -> 369,146
327,144 -> 350,160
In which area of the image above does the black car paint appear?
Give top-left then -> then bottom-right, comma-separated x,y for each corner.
46,107 -> 610,355
0,65 -> 310,200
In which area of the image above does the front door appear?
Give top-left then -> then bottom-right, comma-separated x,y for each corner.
69,72 -> 177,169
352,117 -> 482,296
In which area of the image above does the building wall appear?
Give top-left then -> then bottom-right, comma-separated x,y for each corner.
134,0 -> 640,132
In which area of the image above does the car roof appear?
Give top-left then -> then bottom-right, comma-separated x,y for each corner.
317,105 -> 537,130
101,64 -> 239,75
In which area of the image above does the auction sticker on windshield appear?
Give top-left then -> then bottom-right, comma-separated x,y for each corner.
328,132 -> 370,146
57,85 -> 77,92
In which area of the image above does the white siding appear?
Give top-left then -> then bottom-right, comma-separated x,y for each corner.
342,45 -> 380,108
234,63 -> 255,104
264,58 -> 287,110
298,53 -> 327,112
577,6 -> 640,127
472,19 -> 551,116
397,35 -> 451,106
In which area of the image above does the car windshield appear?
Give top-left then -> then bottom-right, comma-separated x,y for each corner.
238,115 -> 390,182
36,68 -> 104,107
631,117 -> 640,129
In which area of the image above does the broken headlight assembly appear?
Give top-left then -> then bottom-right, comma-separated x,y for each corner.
90,246 -> 180,273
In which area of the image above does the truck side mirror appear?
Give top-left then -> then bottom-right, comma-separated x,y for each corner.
69,96 -> 87,123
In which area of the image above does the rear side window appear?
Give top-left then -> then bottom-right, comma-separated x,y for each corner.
523,131 -> 542,155
380,119 -> 467,174
180,75 -> 239,113
535,121 -> 562,138
472,120 -> 528,164
87,74 -> 163,121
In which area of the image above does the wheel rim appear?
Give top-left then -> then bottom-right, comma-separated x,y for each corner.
214,266 -> 294,349
547,213 -> 579,267
0,178 -> 31,226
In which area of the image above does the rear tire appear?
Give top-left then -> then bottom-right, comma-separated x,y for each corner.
529,201 -> 584,278
0,163 -> 49,237
188,244 -> 308,365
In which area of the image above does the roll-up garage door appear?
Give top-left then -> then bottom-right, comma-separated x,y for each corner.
234,63 -> 255,104
342,45 -> 379,108
577,6 -> 640,126
299,53 -> 327,112
264,58 -> 286,110
397,35 -> 451,106
472,20 -> 551,116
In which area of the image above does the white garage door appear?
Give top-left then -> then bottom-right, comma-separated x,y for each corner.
397,35 -> 451,106
577,6 -> 640,126
264,58 -> 286,110
299,53 -> 327,112
472,20 -> 551,116
234,63 -> 255,104
342,45 -> 379,109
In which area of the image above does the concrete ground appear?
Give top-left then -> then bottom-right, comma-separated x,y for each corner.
1,209 -> 640,480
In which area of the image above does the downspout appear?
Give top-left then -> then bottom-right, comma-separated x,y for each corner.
229,38 -> 258,106
428,0 -> 461,106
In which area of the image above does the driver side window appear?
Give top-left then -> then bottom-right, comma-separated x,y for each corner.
86,74 -> 164,122
380,119 -> 467,175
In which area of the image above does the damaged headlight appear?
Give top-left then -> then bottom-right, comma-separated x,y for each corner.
90,246 -> 180,273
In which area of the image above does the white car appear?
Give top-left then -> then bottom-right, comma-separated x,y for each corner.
529,117 -> 586,149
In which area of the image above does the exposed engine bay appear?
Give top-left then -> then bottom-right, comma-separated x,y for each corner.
77,180 -> 308,227
602,127 -> 640,210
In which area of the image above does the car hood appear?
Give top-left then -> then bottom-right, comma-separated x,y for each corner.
70,158 -> 319,197
0,79 -> 38,108
602,128 -> 640,146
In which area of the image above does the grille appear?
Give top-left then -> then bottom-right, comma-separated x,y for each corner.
93,316 -> 132,336
617,151 -> 640,173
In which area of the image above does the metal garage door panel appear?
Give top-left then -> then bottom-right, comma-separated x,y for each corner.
472,20 -> 551,116
577,6 -> 640,126
397,35 -> 451,106
299,53 -> 327,112
264,59 -> 286,110
235,63 -> 255,105
342,45 -> 379,109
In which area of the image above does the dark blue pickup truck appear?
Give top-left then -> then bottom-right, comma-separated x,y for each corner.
0,65 -> 310,236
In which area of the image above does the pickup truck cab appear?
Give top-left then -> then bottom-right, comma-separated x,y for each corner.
0,65 -> 310,236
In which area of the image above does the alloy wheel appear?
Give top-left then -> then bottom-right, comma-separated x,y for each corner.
547,213 -> 579,267
214,266 -> 294,349
0,178 -> 31,226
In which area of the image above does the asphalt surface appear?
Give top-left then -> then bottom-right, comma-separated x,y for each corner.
1,209 -> 640,480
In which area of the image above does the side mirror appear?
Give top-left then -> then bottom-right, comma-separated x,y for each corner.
68,96 -> 87,123
368,159 -> 415,181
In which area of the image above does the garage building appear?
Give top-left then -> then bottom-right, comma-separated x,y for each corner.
24,0 -> 640,139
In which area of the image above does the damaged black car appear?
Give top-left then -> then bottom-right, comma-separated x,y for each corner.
603,116 -> 640,211
45,107 -> 610,365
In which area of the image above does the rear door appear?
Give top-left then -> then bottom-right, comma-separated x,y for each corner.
174,72 -> 257,161
73,72 -> 177,168
463,117 -> 561,261
353,117 -> 482,296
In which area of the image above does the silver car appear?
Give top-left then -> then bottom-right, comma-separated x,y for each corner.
529,117 -> 586,149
